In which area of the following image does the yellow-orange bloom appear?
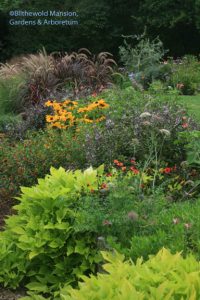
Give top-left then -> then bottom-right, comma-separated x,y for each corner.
95,116 -> 106,122
83,118 -> 93,123
45,100 -> 54,107
46,115 -> 54,122
52,122 -> 62,129
59,115 -> 67,122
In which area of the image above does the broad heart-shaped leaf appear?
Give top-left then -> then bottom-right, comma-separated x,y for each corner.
74,240 -> 89,255
74,167 -> 99,191
26,281 -> 49,293
0,165 -> 106,297
29,250 -> 41,260
10,227 -> 26,235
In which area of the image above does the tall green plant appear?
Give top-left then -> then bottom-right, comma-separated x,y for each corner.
0,74 -> 26,114
119,33 -> 166,71
119,34 -> 168,87
0,166 -> 105,296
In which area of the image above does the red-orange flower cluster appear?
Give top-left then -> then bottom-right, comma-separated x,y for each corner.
161,165 -> 177,174
130,166 -> 139,174
113,159 -> 139,174
113,160 -> 124,167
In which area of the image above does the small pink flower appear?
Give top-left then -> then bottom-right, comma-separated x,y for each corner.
130,159 -> 136,165
176,83 -> 184,89
102,220 -> 112,226
101,183 -> 108,189
92,92 -> 97,97
173,218 -> 180,225
106,173 -> 112,177
184,223 -> 192,229
182,123 -> 188,128
127,211 -> 138,221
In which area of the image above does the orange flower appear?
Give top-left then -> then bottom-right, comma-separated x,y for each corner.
163,167 -> 171,174
45,100 -> 54,107
130,166 -> 139,174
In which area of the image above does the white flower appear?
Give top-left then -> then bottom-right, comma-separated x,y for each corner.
159,129 -> 171,136
139,112 -> 152,118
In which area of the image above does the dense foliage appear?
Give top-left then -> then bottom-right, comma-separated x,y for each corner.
1,0 -> 200,62
0,166 -> 106,297
62,248 -> 200,300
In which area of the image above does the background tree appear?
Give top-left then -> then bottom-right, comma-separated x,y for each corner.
0,0 -> 200,62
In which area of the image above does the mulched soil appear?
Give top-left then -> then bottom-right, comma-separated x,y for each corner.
0,289 -> 26,300
0,199 -> 18,230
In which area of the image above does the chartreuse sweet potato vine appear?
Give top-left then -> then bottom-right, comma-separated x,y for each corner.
61,248 -> 200,300
0,165 -> 108,298
45,99 -> 109,129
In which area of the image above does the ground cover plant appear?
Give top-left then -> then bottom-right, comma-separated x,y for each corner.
61,248 -> 200,300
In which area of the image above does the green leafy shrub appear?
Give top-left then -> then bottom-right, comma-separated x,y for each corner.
0,129 -> 87,218
0,114 -> 22,133
81,87 -> 198,167
74,170 -> 200,260
126,197 -> 200,261
62,248 -> 200,300
119,34 -> 170,88
168,56 -> 200,95
0,166 -> 106,296
178,130 -> 200,168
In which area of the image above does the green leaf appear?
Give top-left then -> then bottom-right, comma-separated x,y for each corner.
26,281 -> 48,293
11,227 -> 25,235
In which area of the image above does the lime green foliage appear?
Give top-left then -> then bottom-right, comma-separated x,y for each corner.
62,248 -> 200,300
0,166 -> 105,295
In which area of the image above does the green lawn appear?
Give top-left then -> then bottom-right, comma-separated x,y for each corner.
178,94 -> 200,122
